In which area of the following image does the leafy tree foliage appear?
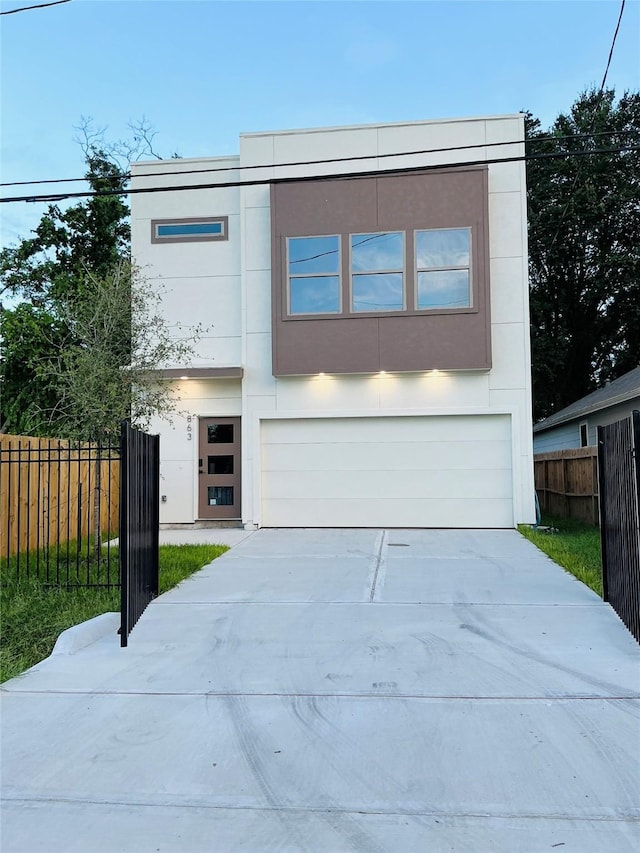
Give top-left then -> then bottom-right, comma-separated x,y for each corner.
0,128 -> 197,439
1,150 -> 130,435
0,152 -> 129,305
526,88 -> 640,421
49,262 -> 201,441
0,303 -> 67,434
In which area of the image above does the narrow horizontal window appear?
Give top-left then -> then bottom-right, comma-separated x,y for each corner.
288,235 -> 341,315
416,228 -> 471,309
151,217 -> 228,243
158,222 -> 222,237
351,232 -> 404,313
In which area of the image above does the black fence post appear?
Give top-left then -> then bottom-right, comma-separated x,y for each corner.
597,425 -> 609,603
119,422 -> 130,648
119,421 -> 160,647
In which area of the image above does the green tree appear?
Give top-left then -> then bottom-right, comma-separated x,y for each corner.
50,261 -> 201,442
0,303 -> 67,434
0,151 -> 129,306
1,123 -> 195,439
1,148 -> 131,435
526,88 -> 640,421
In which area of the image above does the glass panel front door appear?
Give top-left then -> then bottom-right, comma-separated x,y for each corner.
198,417 -> 240,519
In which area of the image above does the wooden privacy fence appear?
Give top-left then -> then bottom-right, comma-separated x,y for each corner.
0,434 -> 119,559
534,447 -> 599,526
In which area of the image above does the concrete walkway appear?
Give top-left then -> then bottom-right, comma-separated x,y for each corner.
2,529 -> 639,852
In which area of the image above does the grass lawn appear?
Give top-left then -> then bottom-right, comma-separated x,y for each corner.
0,543 -> 227,683
518,515 -> 603,597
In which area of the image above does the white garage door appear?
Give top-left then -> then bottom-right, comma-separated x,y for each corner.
260,415 -> 513,528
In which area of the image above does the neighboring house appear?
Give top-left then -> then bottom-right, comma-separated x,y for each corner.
533,366 -> 640,454
131,115 -> 535,529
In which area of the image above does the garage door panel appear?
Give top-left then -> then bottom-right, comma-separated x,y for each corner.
262,468 -> 513,501
262,498 -> 514,529
262,415 -> 511,445
260,415 -> 513,528
262,440 -> 512,473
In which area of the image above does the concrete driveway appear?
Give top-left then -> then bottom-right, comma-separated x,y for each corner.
2,529 -> 639,852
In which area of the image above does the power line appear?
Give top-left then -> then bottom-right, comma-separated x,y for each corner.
0,0 -> 70,15
1,144 -> 637,205
600,0 -> 626,90
547,0 -> 627,251
1,128 -> 637,189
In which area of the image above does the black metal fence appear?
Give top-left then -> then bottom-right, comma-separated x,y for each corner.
119,421 -> 160,647
0,436 -> 120,586
598,411 -> 640,643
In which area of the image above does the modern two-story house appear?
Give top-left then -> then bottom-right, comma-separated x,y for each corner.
131,115 -> 535,529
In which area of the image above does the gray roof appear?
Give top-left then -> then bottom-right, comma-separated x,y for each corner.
533,366 -> 640,433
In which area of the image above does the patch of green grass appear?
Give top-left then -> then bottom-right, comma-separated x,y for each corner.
518,515 -> 603,596
0,543 -> 227,683
157,544 -> 227,593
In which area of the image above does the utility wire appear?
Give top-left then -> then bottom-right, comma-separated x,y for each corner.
600,0 -> 626,90
546,0 -> 627,251
1,144 -> 637,205
1,128 -> 637,189
0,0 -> 70,14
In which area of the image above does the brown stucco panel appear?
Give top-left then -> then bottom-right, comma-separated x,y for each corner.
275,318 -> 380,375
273,179 -> 378,235
376,168 -> 486,229
271,167 -> 492,376
379,314 -> 490,371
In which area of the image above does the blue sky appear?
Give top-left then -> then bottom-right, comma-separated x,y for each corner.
1,0 -> 638,248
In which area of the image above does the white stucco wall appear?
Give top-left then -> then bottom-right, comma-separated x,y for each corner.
131,157 -> 243,369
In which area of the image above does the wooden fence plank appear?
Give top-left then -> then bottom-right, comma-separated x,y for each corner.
534,447 -> 600,525
0,434 -> 119,557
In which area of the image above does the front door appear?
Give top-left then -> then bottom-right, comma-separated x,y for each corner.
198,417 -> 241,519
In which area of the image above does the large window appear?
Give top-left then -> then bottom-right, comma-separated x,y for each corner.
286,229 -> 472,316
415,228 -> 471,309
351,232 -> 404,312
287,235 -> 341,315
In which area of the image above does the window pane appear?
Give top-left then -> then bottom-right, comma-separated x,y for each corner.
289,275 -> 340,314
416,228 -> 470,269
157,222 -> 223,238
288,236 -> 339,275
417,270 -> 470,309
352,273 -> 403,312
351,232 -> 403,272
208,424 -> 234,443
208,486 -> 234,506
208,455 -> 234,475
